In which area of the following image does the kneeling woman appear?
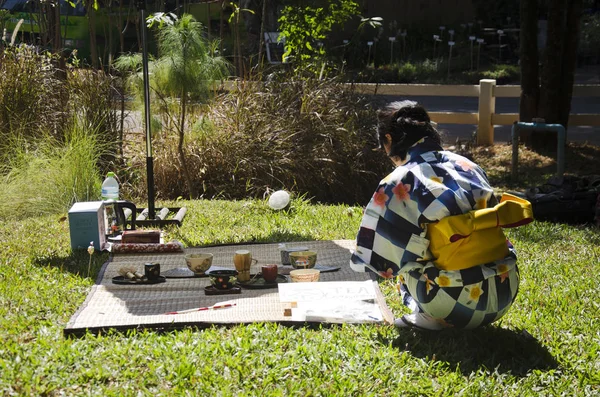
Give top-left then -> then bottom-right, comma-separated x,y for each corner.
350,100 -> 532,330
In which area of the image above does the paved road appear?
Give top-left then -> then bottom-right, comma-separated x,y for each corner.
375,95 -> 600,146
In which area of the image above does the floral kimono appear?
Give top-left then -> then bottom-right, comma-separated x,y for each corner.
350,137 -> 519,329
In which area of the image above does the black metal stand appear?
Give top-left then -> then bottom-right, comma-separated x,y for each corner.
136,0 -> 156,220
133,0 -> 186,228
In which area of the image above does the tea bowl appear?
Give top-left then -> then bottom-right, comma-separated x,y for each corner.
289,269 -> 320,283
185,253 -> 213,275
280,246 -> 309,265
289,251 -> 317,269
207,269 -> 238,290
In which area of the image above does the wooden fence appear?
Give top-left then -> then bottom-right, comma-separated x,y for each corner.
353,80 -> 600,145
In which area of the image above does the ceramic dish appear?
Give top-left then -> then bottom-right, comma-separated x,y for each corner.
207,269 -> 239,290
278,264 -> 340,275
161,267 -> 205,278
112,276 -> 166,285
204,285 -> 242,295
237,274 -> 288,289
162,266 -> 232,278
185,253 -> 213,275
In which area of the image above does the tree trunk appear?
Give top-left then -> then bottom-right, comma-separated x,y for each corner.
38,0 -> 65,77
207,2 -> 211,41
39,2 -> 49,47
557,0 -> 583,127
219,0 -> 225,56
27,7 -> 35,44
236,13 -> 244,77
119,0 -> 125,54
136,8 -> 141,51
53,0 -> 61,53
88,5 -> 99,68
519,0 -> 539,122
257,0 -> 267,67
519,0 -> 583,152
178,91 -> 197,199
107,2 -> 115,67
519,0 -> 540,146
40,0 -> 61,51
539,0 -> 565,128
54,0 -> 67,78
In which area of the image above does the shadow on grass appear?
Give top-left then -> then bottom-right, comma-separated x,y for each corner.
177,231 -> 322,249
32,249 -> 110,280
467,142 -> 600,193
388,326 -> 558,377
564,144 -> 600,176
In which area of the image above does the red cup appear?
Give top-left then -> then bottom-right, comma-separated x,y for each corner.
261,264 -> 279,283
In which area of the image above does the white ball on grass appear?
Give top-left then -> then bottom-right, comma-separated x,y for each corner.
268,190 -> 290,210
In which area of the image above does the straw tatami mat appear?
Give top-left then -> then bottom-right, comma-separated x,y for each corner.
65,240 -> 395,336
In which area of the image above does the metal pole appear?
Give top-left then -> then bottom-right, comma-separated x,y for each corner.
136,0 -> 155,220
511,121 -> 566,180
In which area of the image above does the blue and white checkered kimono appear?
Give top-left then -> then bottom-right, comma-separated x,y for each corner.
350,138 -> 519,329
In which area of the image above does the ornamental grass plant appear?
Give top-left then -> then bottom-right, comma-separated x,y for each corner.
0,119 -> 106,219
0,46 -> 121,218
125,73 -> 390,204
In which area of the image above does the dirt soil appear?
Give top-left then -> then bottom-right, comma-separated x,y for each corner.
446,141 -> 600,194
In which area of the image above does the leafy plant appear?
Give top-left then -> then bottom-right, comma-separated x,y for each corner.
228,2 -> 254,76
115,14 -> 230,199
278,0 -> 360,73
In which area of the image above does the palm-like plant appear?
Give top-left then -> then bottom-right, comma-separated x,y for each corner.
115,14 -> 230,198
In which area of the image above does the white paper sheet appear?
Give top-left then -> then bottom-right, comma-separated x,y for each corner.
290,299 -> 383,323
279,280 -> 383,323
278,280 -> 377,303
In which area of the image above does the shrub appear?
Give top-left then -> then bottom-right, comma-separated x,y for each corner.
66,68 -> 122,174
0,46 -> 124,216
460,64 -> 520,85
0,119 -> 105,219
0,45 -> 68,145
349,59 -> 453,84
0,46 -> 122,174
131,74 -> 390,205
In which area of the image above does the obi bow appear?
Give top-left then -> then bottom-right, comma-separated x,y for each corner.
427,193 -> 533,271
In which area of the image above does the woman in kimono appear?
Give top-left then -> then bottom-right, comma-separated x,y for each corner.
350,100 -> 531,330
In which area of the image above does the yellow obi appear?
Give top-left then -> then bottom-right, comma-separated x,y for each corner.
426,193 -> 533,271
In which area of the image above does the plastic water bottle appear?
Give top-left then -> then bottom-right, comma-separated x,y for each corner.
101,172 -> 119,200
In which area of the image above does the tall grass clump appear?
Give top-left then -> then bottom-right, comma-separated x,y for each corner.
0,45 -> 124,216
67,68 -> 122,173
136,73 -> 390,204
0,45 -> 68,144
0,120 -> 105,219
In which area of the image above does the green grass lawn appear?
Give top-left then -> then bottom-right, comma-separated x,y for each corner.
0,198 -> 599,396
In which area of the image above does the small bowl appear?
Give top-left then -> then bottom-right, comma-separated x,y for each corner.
280,246 -> 309,265
207,269 -> 238,290
185,253 -> 213,275
290,269 -> 320,283
289,251 -> 317,269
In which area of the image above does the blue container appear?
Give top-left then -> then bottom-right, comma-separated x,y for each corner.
68,201 -> 107,251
